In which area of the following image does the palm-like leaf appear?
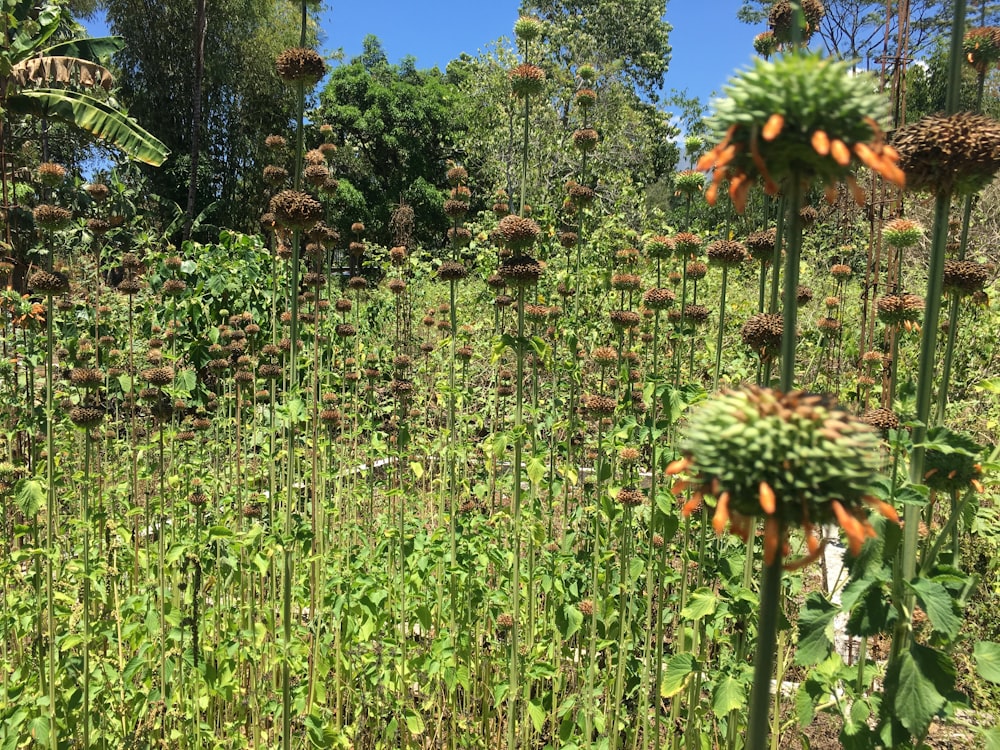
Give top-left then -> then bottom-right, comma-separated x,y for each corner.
6,88 -> 169,166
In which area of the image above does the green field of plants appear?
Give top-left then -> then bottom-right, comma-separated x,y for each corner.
2,1 -> 1000,748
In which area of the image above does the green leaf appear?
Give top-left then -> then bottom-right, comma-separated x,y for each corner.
681,587 -> 717,621
795,592 -> 837,666
978,726 -> 1000,750
28,715 -> 50,746
661,653 -> 697,698
40,36 -> 124,64
712,675 -> 745,717
906,577 -> 961,641
409,462 -> 423,479
208,525 -> 233,539
527,699 -> 546,732
886,644 -> 953,736
14,478 -> 43,517
559,604 -> 583,640
404,709 -> 424,736
6,88 -> 168,165
527,457 -> 545,486
974,642 -> 1000,684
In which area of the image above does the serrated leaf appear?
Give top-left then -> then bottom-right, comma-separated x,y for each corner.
14,478 -> 43,517
712,675 -> 745,716
559,604 -> 583,639
906,577 -> 960,641
527,457 -> 545,486
795,592 -> 837,666
886,644 -> 953,736
681,587 -> 717,621
661,653 -> 696,698
978,726 -> 1000,750
404,709 -> 424,736
527,699 -> 546,732
974,642 -> 1000,684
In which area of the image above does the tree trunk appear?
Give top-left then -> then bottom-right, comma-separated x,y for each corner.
184,0 -> 207,241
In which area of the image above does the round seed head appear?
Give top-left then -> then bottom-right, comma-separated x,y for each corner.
797,285 -> 814,306
942,259 -> 989,296
862,407 -> 900,434
882,218 -> 924,248
674,169 -> 705,195
269,190 -> 323,231
685,304 -> 710,325
29,269 -> 70,295
510,63 -> 546,97
643,287 -> 676,310
33,204 -> 72,230
673,232 -> 702,256
707,239 -> 747,267
741,312 -> 783,360
263,165 -> 289,185
446,165 -> 468,186
894,112 -> 1000,196
769,0 -> 825,43
36,162 -> 66,187
686,261 -> 708,280
497,214 -> 541,250
746,228 -> 777,262
617,487 -> 645,507
575,88 -> 597,108
573,128 -> 599,152
275,47 -> 325,86
753,30 -> 778,58
70,405 -> 104,428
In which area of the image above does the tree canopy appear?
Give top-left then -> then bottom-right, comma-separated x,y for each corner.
314,35 -> 464,249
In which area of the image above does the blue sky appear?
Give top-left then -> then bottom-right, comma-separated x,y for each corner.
322,0 -> 764,115
87,1 -> 764,129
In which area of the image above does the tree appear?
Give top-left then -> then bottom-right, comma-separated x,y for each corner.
736,1 -> 1000,61
521,0 -> 672,101
1,0 -> 168,167
315,36 -> 465,248
103,0 -> 307,236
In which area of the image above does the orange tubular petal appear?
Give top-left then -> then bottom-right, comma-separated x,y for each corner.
972,479 -> 985,493
671,480 -> 690,497
730,512 -> 751,541
713,492 -> 731,536
811,130 -> 831,156
784,538 -> 826,571
696,147 -> 721,172
831,500 -> 863,555
682,493 -> 703,517
714,144 -> 739,169
824,182 -> 839,204
762,113 -> 785,141
853,142 -> 881,171
749,132 -> 778,194
759,481 -> 776,515
830,139 -> 851,166
763,516 -> 781,566
924,468 -> 938,480
733,178 -> 752,213
865,496 -> 900,524
846,175 -> 867,207
706,182 -> 719,206
665,457 -> 690,475
881,144 -> 900,161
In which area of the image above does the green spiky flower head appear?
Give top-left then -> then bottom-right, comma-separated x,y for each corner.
700,53 -> 902,211
670,386 -> 892,559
